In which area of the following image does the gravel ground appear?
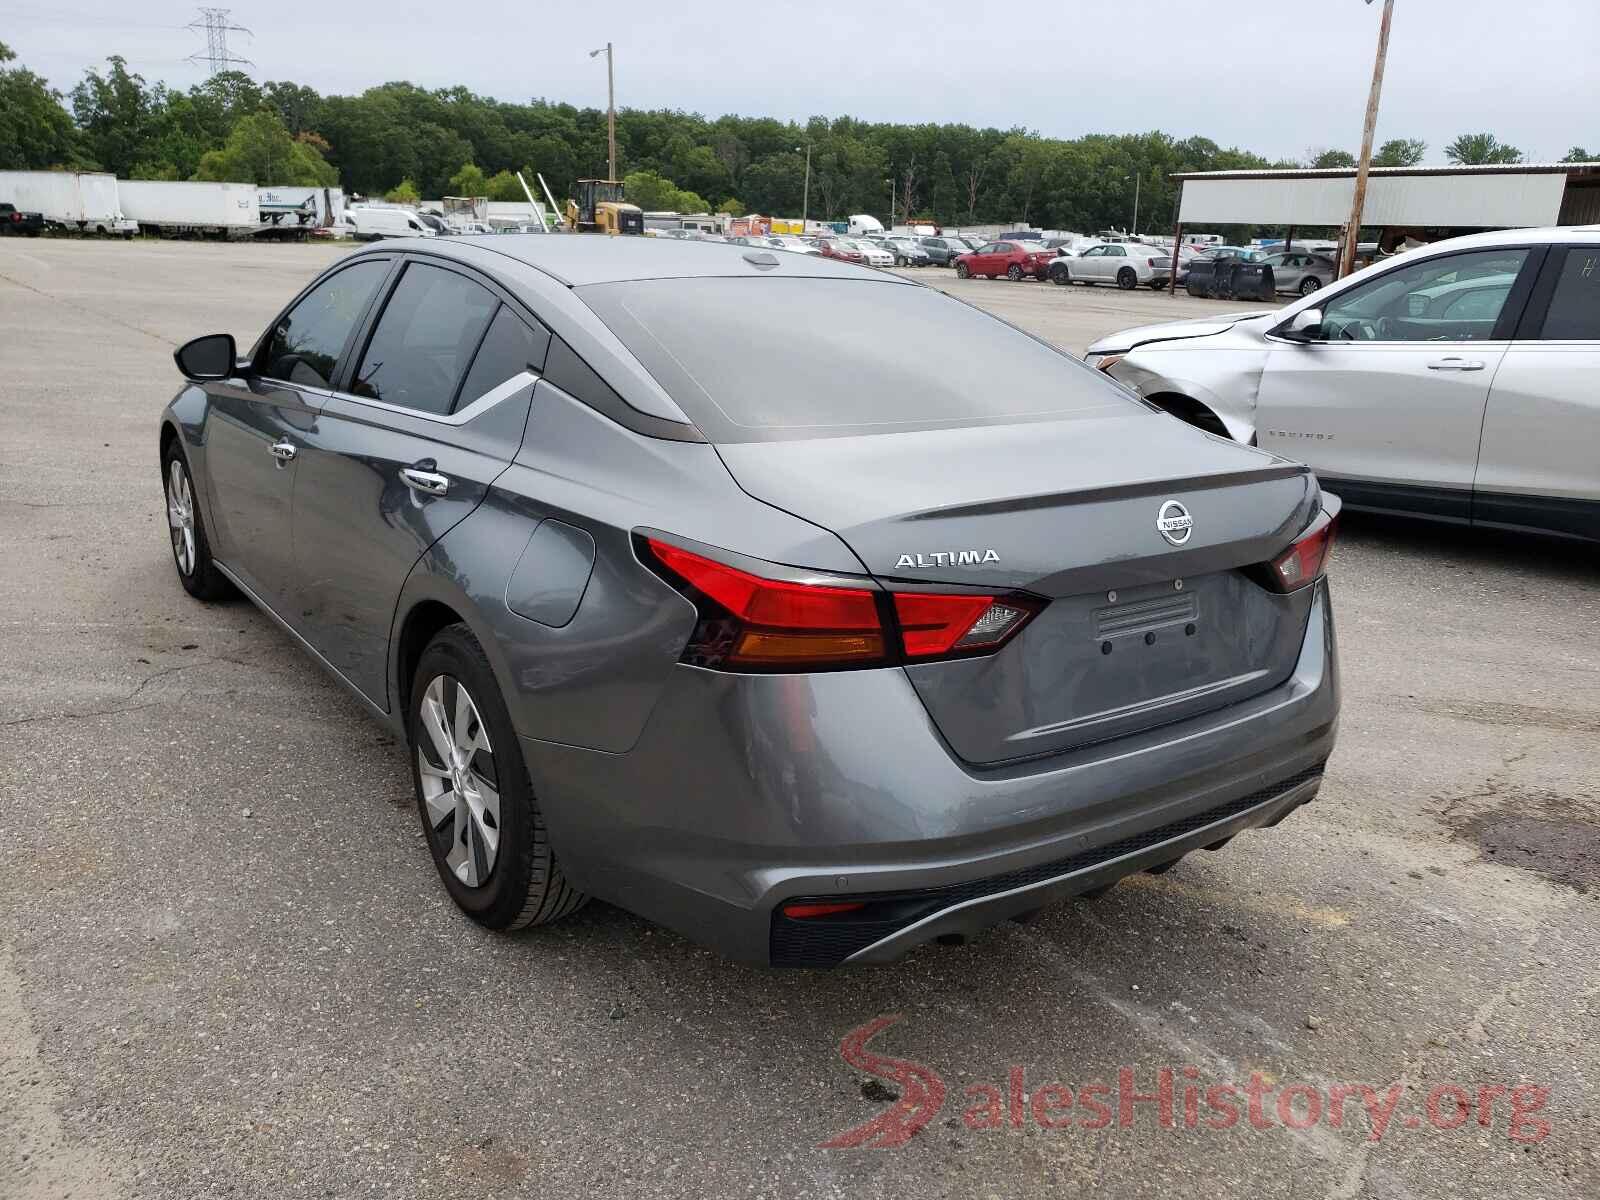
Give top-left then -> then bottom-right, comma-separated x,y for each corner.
2,238 -> 1597,1199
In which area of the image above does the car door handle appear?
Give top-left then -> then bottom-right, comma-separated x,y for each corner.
269,439 -> 296,463
1426,357 -> 1485,371
399,462 -> 450,496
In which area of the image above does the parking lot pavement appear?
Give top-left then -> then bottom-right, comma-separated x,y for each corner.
3,239 -> 1597,1199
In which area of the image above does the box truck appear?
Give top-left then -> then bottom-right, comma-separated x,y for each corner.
119,180 -> 261,237
0,171 -> 136,235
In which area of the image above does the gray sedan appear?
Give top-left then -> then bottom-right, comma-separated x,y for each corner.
160,237 -> 1339,965
1259,250 -> 1337,296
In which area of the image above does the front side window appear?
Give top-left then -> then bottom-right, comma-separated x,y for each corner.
261,260 -> 389,388
1318,247 -> 1529,341
351,262 -> 497,414
1536,247 -> 1600,340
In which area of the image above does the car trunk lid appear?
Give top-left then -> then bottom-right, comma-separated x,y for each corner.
716,412 -> 1321,764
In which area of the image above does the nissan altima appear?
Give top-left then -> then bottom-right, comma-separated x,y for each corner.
160,236 -> 1340,966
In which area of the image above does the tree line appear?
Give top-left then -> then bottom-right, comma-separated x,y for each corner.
2,43 -> 1592,231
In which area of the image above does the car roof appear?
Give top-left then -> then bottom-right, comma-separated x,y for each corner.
380,233 -> 905,287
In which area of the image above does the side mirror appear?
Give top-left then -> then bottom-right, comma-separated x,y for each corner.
1278,307 -> 1324,343
174,333 -> 240,381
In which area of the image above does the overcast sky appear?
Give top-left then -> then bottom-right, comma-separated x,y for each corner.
9,0 -> 1595,164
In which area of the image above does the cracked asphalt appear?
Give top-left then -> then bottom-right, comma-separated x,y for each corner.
2,239 -> 1598,1199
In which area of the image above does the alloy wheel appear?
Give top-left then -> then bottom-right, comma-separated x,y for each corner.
166,459 -> 196,576
417,674 -> 502,888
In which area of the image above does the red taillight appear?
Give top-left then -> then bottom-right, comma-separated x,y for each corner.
1265,510 -> 1337,592
1148,258 -> 1159,267
893,592 -> 1037,657
643,538 -> 1041,671
782,901 -> 866,919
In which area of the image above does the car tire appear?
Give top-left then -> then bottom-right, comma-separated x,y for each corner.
955,262 -> 969,278
1117,267 -> 1138,290
1007,264 -> 1024,281
1050,264 -> 1070,285
161,439 -> 235,602
409,623 -> 587,932
1299,276 -> 1322,296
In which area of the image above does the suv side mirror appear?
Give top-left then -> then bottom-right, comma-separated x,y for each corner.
1278,307 -> 1324,343
174,333 -> 240,381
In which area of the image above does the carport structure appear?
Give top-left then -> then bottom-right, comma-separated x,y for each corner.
1163,161 -> 1600,291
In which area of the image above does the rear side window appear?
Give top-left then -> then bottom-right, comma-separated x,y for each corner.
351,262 -> 497,414
1537,248 -> 1600,340
262,260 -> 389,388
579,277 -> 1135,443
457,305 -> 550,406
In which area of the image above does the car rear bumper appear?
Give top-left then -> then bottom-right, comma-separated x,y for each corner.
520,579 -> 1338,965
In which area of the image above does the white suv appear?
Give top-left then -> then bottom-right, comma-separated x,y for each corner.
1085,227 -> 1600,543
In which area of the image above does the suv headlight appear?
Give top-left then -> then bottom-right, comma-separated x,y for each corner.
1084,352 -> 1126,373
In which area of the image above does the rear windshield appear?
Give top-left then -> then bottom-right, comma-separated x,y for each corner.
577,277 -> 1136,442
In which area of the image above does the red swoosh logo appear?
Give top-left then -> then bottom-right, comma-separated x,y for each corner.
820,1015 -> 946,1149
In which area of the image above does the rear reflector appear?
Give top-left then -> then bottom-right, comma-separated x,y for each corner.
1265,509 -> 1338,592
642,537 -> 1042,672
781,901 -> 867,919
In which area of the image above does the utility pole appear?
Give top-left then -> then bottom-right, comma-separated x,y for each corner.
797,143 -> 811,232
185,8 -> 252,76
590,43 -> 616,181
1340,0 -> 1394,279
1132,173 -> 1141,236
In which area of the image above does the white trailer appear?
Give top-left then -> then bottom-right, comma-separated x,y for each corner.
0,171 -> 135,235
119,180 -> 261,238
257,185 -> 346,232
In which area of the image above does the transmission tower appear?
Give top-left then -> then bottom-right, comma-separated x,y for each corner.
186,8 -> 254,76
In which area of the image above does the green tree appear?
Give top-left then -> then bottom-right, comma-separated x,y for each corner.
1445,132 -> 1522,165
448,162 -> 488,196
70,56 -> 156,177
0,42 -> 86,168
671,187 -> 710,213
485,169 -> 525,201
193,110 -> 336,185
1374,137 -> 1426,166
1561,146 -> 1594,163
385,178 -> 420,204
719,197 -> 746,216
621,168 -> 679,210
1309,148 -> 1356,168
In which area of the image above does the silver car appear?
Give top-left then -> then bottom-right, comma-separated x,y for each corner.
160,237 -> 1340,965
1257,251 -> 1337,297
1086,227 -> 1600,543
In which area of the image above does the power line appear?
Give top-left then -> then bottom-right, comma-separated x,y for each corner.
185,7 -> 253,76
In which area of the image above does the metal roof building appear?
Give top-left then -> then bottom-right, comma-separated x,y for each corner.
1170,162 -> 1600,230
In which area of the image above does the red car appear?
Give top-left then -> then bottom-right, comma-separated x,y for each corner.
812,237 -> 865,264
955,239 -> 1056,281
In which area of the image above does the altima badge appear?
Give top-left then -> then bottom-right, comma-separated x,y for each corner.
1156,500 -> 1193,546
895,549 -> 1000,569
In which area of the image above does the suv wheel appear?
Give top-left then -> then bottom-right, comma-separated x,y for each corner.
409,624 -> 587,931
